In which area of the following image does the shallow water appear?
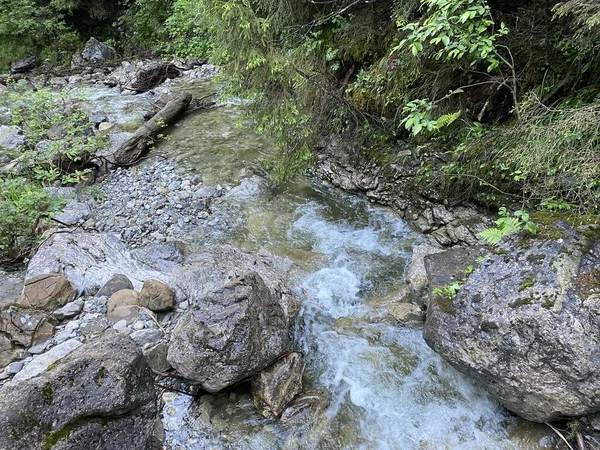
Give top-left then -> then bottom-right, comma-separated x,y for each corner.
110,78 -> 558,449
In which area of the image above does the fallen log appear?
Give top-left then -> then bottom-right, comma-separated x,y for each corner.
112,92 -> 192,165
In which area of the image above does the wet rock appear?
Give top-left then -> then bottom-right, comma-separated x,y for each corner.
225,176 -> 270,199
167,272 -> 291,392
139,279 -> 175,312
12,338 -> 82,382
388,302 -> 424,324
96,274 -> 134,298
252,352 -> 305,418
406,243 -> 444,303
280,389 -> 330,426
0,307 -> 56,347
424,222 -> 600,422
72,37 -> 117,67
0,332 -> 158,450
10,55 -> 37,74
20,273 -> 78,311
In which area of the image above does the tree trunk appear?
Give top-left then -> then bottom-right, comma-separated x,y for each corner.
112,92 -> 192,165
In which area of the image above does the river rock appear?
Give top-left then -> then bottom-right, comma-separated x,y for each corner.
167,272 -> 291,392
280,389 -> 330,426
406,242 -> 445,303
252,352 -> 305,418
0,332 -> 158,450
20,273 -> 78,311
10,55 -> 37,74
72,37 -> 117,67
12,338 -> 82,382
143,343 -> 171,374
26,232 -> 166,293
53,200 -> 92,226
96,274 -> 135,298
388,302 -> 424,323
52,299 -> 84,320
107,289 -> 140,317
424,221 -> 600,422
139,279 -> 175,312
0,307 -> 56,347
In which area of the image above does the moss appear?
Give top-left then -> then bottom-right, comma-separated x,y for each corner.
42,384 -> 54,405
542,297 -> 556,309
491,247 -> 508,255
42,422 -> 78,450
435,295 -> 456,316
518,274 -> 536,292
509,298 -> 533,308
94,366 -> 106,387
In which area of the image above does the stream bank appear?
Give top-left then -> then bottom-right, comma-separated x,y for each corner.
0,55 -> 582,449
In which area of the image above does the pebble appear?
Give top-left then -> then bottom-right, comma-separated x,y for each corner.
6,362 -> 23,375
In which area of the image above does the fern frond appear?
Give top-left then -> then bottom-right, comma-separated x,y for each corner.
478,227 -> 504,245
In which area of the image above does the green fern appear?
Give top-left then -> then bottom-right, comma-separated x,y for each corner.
478,208 -> 537,246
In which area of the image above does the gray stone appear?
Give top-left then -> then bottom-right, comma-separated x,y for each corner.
424,222 -> 600,422
0,125 -> 25,153
143,343 -> 171,374
96,274 -> 134,298
406,243 -> 445,303
252,352 -> 305,418
0,269 -> 24,309
168,272 -> 291,392
130,329 -> 162,347
225,176 -> 270,199
388,302 -> 424,323
10,55 -> 37,74
12,338 -> 82,382
53,200 -> 92,226
0,333 -> 158,450
72,37 -> 117,67
6,361 -> 23,375
52,299 -> 84,320
20,273 -> 78,311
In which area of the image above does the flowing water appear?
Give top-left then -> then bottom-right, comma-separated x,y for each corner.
89,78 -> 559,449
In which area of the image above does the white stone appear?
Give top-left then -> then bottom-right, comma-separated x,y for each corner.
12,339 -> 82,382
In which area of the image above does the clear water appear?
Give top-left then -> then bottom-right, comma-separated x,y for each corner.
99,78 -> 558,449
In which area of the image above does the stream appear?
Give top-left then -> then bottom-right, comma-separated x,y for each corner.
73,78 -> 558,449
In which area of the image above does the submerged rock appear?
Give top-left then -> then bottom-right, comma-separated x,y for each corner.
280,389 -> 330,426
0,332 -> 158,450
167,272 -> 291,392
425,221 -> 600,422
252,352 -> 305,418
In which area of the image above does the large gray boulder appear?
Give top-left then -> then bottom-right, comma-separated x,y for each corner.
0,332 -> 158,450
424,221 -> 600,422
72,38 -> 117,67
167,272 -> 292,392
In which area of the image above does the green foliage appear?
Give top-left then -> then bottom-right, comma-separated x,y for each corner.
478,207 -> 537,246
432,280 -> 463,300
0,85 -> 106,262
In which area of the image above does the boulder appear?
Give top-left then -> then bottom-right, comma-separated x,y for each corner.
10,55 -> 37,74
72,37 -> 117,67
96,274 -> 134,298
405,242 -> 444,303
0,332 -> 158,450
424,221 -> 600,422
20,274 -> 78,311
0,307 -> 56,347
26,232 -> 167,294
53,200 -> 92,226
280,389 -> 330,426
107,289 -> 140,319
167,272 -> 291,392
139,279 -> 175,312
143,343 -> 171,374
252,352 -> 305,418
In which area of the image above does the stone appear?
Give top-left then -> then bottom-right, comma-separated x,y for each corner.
52,299 -> 84,320
6,361 -> 23,375
139,279 -> 175,312
130,329 -> 162,347
143,343 -> 171,374
388,302 -> 424,323
0,307 -> 56,347
53,200 -> 92,226
20,273 -> 78,311
280,389 -> 330,426
167,272 -> 291,392
10,55 -> 37,74
0,333 -> 22,369
0,269 -> 25,309
97,274 -> 135,298
405,243 -> 445,303
0,125 -> 26,153
107,290 -> 140,317
26,232 -> 167,294
424,222 -> 600,422
252,353 -> 305,418
72,37 -> 117,67
12,338 -> 82,382
0,333 -> 158,450
225,176 -> 270,199
98,122 -> 115,132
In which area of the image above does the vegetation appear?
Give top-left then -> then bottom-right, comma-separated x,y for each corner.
0,82 -> 106,262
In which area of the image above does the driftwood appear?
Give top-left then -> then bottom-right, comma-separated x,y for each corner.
112,92 -> 192,165
130,63 -> 181,93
